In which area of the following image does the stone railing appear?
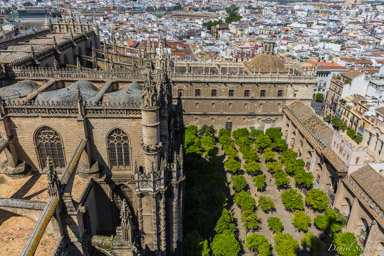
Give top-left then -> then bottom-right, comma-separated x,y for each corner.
8,66 -> 145,81
284,107 -> 327,151
345,175 -> 384,223
0,29 -> 51,50
2,100 -> 141,118
172,72 -> 315,83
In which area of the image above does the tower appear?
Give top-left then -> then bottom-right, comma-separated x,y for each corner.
262,37 -> 276,55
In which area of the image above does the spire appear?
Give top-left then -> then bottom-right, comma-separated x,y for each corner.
30,43 -> 36,59
120,199 -> 133,243
76,56 -> 81,70
46,157 -> 61,197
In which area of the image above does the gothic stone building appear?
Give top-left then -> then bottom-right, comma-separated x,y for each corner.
333,165 -> 384,255
170,39 -> 316,131
0,19 -> 184,256
98,38 -> 316,131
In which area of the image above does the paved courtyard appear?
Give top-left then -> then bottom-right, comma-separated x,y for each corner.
218,140 -> 332,256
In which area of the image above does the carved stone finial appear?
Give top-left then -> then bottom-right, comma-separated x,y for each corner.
46,156 -> 61,197
141,69 -> 159,109
76,57 -> 81,70
120,199 -> 133,243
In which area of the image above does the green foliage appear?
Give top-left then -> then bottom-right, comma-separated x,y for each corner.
294,170 -> 314,189
244,234 -> 271,256
241,146 -> 259,163
241,210 -> 259,231
185,208 -> 210,236
273,138 -> 288,152
231,175 -> 247,192
211,231 -> 241,256
267,217 -> 283,233
214,209 -> 236,234
183,230 -> 203,256
259,196 -> 275,213
253,174 -> 266,191
325,115 -> 331,122
185,134 -> 200,148
236,136 -> 251,148
280,149 -> 297,163
266,128 -> 283,141
255,135 -> 272,150
274,170 -> 290,188
244,161 -> 261,175
234,191 -> 255,211
219,128 -> 231,138
332,117 -> 341,129
301,232 -> 325,255
186,145 -> 202,156
23,1 -> 33,6
355,136 -> 362,144
347,129 -> 356,139
315,93 -> 324,102
201,240 -> 210,256
292,211 -> 311,232
225,9 -> 242,24
219,135 -> 234,148
199,124 -> 216,137
223,145 -> 238,159
186,187 -> 206,208
314,208 -> 346,233
266,161 -> 283,173
281,189 -> 304,211
340,123 -> 348,131
262,148 -> 276,161
224,158 -> 241,173
186,125 -> 199,137
203,19 -> 224,30
284,161 -> 303,176
232,128 -> 249,141
200,136 -> 215,155
250,129 -> 264,138
274,233 -> 299,256
331,232 -> 362,256
305,189 -> 330,211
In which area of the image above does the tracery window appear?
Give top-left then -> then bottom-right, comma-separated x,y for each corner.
35,126 -> 65,169
108,129 -> 130,168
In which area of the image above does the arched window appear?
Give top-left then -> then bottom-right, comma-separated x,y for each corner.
35,126 -> 65,169
107,129 -> 130,168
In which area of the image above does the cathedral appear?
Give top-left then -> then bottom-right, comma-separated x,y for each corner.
0,17 -> 184,256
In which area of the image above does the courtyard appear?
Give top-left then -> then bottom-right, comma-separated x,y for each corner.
183,125 -> 361,256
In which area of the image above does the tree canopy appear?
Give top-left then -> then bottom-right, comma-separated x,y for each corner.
199,124 -> 216,137
244,234 -> 271,256
292,210 -> 311,232
214,208 -> 236,234
259,196 -> 275,213
234,191 -> 255,211
274,170 -> 290,189
274,233 -> 299,256
183,230 -> 203,256
314,208 -> 346,233
262,148 -> 276,161
266,161 -> 283,173
211,231 -> 241,256
267,217 -> 283,233
253,174 -> 266,191
255,135 -> 272,150
266,128 -> 283,141
224,158 -> 241,173
294,170 -> 314,189
231,175 -> 247,192
305,189 -> 330,211
232,128 -> 249,141
245,161 -> 261,175
331,232 -> 362,256
281,189 -> 304,211
301,232 -> 325,255
241,210 -> 259,232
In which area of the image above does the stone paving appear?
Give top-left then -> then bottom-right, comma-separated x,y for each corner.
219,140 -> 326,256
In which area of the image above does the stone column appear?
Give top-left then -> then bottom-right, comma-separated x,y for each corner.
346,197 -> 360,233
364,220 -> 378,254
141,106 -> 160,173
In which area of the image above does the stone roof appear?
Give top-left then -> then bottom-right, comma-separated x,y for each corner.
102,82 -> 141,104
245,54 -> 287,73
285,100 -> 333,148
36,81 -> 98,104
0,80 -> 40,99
375,106 -> 384,117
350,164 -> 384,211
322,148 -> 347,173
341,71 -> 363,80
